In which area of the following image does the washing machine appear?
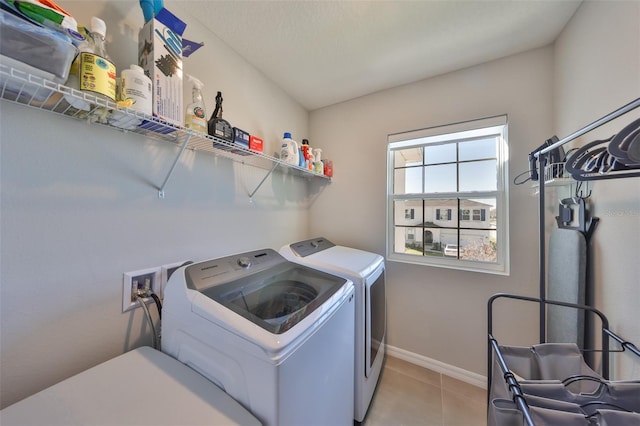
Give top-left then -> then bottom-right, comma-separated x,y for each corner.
280,237 -> 386,423
161,248 -> 355,426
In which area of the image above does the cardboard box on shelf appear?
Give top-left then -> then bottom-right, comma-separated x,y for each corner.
249,135 -> 264,153
232,127 -> 250,156
138,8 -> 185,128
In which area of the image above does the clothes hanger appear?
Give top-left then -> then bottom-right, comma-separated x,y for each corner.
607,117 -> 640,166
565,136 -> 640,180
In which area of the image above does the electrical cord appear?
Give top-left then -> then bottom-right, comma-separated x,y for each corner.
134,260 -> 192,350
513,169 -> 532,185
149,292 -> 162,319
136,294 -> 158,350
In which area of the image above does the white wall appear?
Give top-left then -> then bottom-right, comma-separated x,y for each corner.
553,0 -> 640,379
309,47 -> 555,376
309,0 -> 640,381
3,0 -> 637,410
0,0 -> 315,408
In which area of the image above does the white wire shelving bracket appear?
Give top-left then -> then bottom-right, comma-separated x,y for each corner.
0,63 -> 331,199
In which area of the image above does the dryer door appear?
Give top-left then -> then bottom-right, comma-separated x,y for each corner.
365,263 -> 386,377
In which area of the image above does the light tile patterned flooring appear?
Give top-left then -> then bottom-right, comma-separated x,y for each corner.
364,356 -> 488,426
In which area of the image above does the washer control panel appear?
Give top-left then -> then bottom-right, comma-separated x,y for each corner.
288,237 -> 335,257
184,249 -> 284,290
237,257 -> 252,268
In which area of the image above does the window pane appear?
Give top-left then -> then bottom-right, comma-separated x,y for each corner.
394,200 -> 422,226
394,166 -> 422,194
459,198 -> 495,229
394,226 -> 423,254
459,137 -> 496,161
424,164 -> 457,193
440,229 -> 459,257
423,227 -> 444,256
424,199 -> 458,226
459,159 -> 496,191
459,229 -> 497,263
425,143 -> 456,165
394,147 -> 423,168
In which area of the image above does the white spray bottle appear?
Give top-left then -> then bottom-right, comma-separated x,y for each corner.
185,75 -> 207,134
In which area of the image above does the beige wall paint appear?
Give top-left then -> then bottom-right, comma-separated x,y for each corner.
309,0 -> 639,380
0,0 -> 313,408
2,0 -> 638,411
553,0 -> 640,380
309,46 -> 555,375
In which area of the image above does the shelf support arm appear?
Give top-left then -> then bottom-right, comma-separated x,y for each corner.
158,134 -> 192,198
248,161 -> 280,201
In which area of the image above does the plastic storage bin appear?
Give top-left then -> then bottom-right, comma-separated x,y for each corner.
0,9 -> 77,99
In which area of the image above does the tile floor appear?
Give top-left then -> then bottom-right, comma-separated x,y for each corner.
364,356 -> 488,426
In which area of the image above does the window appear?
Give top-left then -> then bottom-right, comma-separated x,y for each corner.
436,208 -> 452,221
386,115 -> 509,275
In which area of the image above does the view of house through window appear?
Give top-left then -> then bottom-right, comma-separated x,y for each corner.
387,116 -> 509,274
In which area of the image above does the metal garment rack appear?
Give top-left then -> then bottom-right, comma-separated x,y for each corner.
530,97 -> 640,343
487,98 -> 640,425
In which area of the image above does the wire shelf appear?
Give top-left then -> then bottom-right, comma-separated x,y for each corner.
542,162 -> 572,186
0,63 -> 330,198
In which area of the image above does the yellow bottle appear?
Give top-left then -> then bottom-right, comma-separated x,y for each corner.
79,17 -> 116,102
65,17 -> 116,110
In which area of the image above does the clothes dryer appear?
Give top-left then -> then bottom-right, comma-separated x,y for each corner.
162,248 -> 355,426
280,237 -> 386,423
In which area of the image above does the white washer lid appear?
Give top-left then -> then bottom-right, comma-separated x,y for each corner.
0,347 -> 260,426
289,245 -> 383,280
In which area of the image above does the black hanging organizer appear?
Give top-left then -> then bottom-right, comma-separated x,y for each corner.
487,98 -> 640,426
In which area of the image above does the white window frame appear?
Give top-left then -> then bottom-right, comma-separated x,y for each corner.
386,115 -> 510,275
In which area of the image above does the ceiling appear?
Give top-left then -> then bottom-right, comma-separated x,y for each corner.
186,1 -> 582,111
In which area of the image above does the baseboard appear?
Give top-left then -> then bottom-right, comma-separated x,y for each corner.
385,344 -> 487,390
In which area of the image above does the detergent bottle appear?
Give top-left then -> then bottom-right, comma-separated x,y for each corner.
64,27 -> 90,110
307,149 -> 315,170
109,64 -> 151,129
119,65 -> 152,114
65,17 -> 116,110
280,132 -> 299,165
185,75 -> 207,134
313,148 -> 323,173
301,139 -> 311,167
81,17 -> 116,101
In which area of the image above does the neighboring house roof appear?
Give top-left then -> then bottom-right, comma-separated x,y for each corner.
402,199 -> 493,208
422,221 -> 440,227
430,199 -> 493,208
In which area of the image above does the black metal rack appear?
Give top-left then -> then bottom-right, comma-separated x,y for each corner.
532,97 -> 640,342
488,294 -> 640,426
488,98 -> 640,425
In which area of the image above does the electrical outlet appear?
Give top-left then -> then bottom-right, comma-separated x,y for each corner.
160,261 -> 190,299
122,267 -> 161,312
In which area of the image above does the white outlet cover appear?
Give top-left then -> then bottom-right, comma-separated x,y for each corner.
122,267 -> 161,313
